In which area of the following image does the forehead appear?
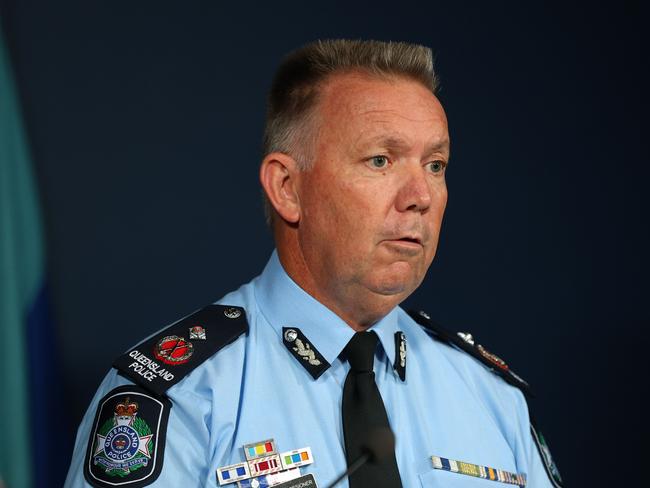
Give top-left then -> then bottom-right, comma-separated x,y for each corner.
316,72 -> 449,151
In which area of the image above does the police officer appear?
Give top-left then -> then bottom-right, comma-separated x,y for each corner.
64,39 -> 563,488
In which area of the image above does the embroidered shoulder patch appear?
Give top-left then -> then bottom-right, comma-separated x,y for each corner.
84,385 -> 171,488
531,425 -> 563,487
113,304 -> 248,396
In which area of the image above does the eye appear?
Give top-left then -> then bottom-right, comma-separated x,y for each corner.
368,155 -> 390,169
426,160 -> 446,174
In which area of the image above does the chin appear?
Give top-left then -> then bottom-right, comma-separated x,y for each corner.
368,272 -> 417,297
360,257 -> 425,297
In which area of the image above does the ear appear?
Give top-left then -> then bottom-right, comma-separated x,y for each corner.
259,152 -> 302,224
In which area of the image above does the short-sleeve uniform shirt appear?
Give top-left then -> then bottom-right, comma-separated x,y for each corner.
64,251 -> 558,487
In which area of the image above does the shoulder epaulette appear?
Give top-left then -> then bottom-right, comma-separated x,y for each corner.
408,309 -> 533,397
113,304 -> 248,397
408,310 -> 566,486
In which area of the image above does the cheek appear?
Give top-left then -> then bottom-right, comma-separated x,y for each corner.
429,181 -> 448,218
316,175 -> 379,220
423,185 -> 448,246
301,168 -> 396,244
301,178 -> 359,241
336,180 -> 390,237
326,186 -> 385,259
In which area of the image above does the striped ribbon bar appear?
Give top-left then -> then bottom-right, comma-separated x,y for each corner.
280,447 -> 313,470
217,462 -> 251,485
237,476 -> 270,488
431,455 -> 527,486
248,454 -> 282,477
243,439 -> 277,461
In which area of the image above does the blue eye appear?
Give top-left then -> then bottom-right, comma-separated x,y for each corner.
427,160 -> 445,173
369,156 -> 389,169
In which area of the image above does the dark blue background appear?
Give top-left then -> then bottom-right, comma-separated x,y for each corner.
1,1 -> 647,486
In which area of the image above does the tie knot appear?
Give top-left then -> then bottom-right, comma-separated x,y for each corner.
344,331 -> 379,372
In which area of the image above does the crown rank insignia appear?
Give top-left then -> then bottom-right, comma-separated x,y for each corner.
189,325 -> 207,340
92,396 -> 154,475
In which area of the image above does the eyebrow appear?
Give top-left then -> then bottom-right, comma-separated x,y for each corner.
361,135 -> 450,157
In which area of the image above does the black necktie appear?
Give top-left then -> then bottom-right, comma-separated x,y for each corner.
342,331 -> 402,487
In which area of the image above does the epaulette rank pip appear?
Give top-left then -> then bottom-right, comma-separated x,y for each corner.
407,310 -> 532,397
113,304 -> 248,397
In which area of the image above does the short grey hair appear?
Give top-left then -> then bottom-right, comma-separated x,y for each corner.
262,39 -> 439,223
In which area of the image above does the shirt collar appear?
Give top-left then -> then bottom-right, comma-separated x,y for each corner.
254,250 -> 403,378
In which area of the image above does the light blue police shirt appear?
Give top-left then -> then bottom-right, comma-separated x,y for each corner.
65,250 -> 556,487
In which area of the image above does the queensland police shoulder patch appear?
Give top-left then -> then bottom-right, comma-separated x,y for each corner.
84,385 -> 171,487
531,425 -> 564,487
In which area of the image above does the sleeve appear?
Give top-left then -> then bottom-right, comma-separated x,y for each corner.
63,368 -> 216,488
510,388 -> 563,488
525,424 -> 564,488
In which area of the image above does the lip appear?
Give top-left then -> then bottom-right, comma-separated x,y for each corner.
382,238 -> 424,249
384,234 -> 423,244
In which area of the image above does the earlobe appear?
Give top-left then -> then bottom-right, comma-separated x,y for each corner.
259,153 -> 301,224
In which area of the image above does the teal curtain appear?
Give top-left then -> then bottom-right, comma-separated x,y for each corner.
0,24 -> 44,488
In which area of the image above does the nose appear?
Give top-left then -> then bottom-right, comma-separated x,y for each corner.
395,165 -> 432,213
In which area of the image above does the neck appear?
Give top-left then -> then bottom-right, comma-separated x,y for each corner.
275,228 -> 399,331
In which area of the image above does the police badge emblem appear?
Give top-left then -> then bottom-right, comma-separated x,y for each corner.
531,426 -> 564,487
84,385 -> 171,487
154,335 -> 194,365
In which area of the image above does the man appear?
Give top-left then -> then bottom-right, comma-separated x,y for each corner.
65,40 -> 562,488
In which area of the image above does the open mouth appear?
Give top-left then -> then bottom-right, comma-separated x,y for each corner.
398,237 -> 421,245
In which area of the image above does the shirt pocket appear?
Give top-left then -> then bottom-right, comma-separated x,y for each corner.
419,469 -> 522,487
